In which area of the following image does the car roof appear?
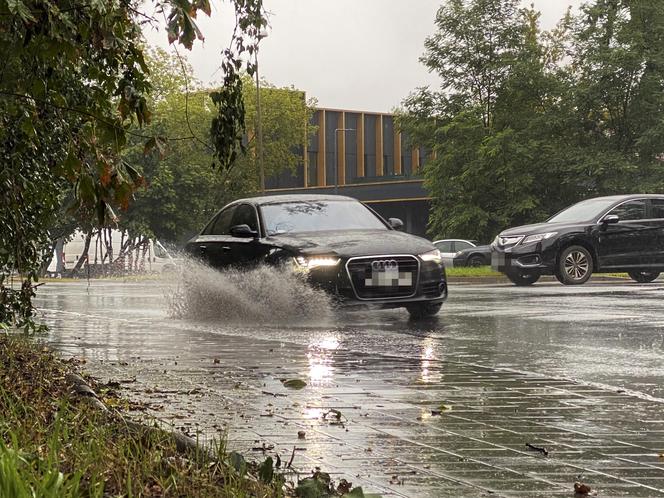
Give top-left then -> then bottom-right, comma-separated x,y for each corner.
232,194 -> 357,206
433,239 -> 476,244
583,194 -> 664,202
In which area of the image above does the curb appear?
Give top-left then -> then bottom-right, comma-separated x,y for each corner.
447,275 -> 632,285
65,371 -> 206,456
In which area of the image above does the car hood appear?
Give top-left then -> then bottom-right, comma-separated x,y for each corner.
265,229 -> 434,259
457,244 -> 490,255
499,221 -> 586,237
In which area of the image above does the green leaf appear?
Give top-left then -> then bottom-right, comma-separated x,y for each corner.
281,379 -> 307,390
295,477 -> 328,498
77,174 -> 97,206
258,456 -> 274,484
227,451 -> 246,476
19,119 -> 35,138
6,0 -> 36,22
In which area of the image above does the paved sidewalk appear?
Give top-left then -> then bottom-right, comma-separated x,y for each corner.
36,281 -> 664,497
55,324 -> 664,497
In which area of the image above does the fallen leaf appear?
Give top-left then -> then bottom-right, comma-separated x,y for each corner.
574,482 -> 594,495
337,479 -> 353,494
281,379 -> 307,390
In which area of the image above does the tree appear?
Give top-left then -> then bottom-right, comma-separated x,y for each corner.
399,0 -> 564,240
572,0 -> 664,193
0,0 -> 266,330
398,0 -> 664,243
120,49 -> 315,245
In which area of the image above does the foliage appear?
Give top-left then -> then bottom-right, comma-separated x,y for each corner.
398,0 -> 664,241
0,334 -> 284,497
122,48 -> 314,244
0,0 -> 267,329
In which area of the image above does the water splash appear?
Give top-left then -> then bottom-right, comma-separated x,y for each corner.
164,257 -> 333,325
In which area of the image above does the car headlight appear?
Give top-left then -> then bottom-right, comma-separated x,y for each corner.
419,249 -> 442,263
293,255 -> 340,270
522,232 -> 557,244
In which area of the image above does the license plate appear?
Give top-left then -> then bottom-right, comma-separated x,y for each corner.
365,269 -> 412,287
491,252 -> 505,271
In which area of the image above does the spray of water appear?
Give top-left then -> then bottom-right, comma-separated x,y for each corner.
164,256 -> 333,325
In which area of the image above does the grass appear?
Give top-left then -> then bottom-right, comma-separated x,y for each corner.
445,266 -> 503,277
0,334 -> 375,498
0,334 -> 282,498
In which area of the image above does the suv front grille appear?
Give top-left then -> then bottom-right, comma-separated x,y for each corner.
346,255 -> 419,300
498,235 -> 524,248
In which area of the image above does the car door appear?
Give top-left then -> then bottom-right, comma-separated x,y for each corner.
597,199 -> 649,269
228,203 -> 270,266
192,205 -> 237,268
645,198 -> 664,267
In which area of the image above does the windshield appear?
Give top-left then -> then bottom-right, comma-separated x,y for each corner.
547,198 -> 618,223
261,200 -> 387,235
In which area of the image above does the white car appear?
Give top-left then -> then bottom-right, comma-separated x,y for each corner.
432,239 -> 479,267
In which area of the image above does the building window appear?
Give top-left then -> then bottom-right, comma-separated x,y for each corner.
364,114 -> 376,178
383,116 -> 394,176
345,113 -> 358,182
325,111 -> 338,187
307,152 -> 318,187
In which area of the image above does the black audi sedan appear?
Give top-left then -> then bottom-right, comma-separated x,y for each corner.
491,194 -> 664,286
185,194 -> 447,317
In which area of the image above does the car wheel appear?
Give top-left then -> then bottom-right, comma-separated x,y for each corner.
556,245 -> 593,285
628,270 -> 660,283
468,255 -> 484,267
505,270 -> 540,286
407,302 -> 442,319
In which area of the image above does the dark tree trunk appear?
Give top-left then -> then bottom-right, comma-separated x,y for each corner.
71,232 -> 93,274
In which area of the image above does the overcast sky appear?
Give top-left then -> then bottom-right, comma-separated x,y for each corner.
143,0 -> 583,113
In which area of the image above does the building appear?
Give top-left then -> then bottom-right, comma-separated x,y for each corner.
265,108 -> 432,237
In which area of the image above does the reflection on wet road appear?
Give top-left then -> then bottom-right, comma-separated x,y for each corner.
35,280 -> 664,497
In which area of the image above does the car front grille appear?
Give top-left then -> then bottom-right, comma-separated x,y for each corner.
346,255 -> 419,300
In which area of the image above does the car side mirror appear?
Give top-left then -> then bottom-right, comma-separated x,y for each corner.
230,224 -> 258,238
388,218 -> 404,231
602,214 -> 620,225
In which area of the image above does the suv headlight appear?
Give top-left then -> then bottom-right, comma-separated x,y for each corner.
419,249 -> 442,263
522,232 -> 557,244
293,256 -> 340,270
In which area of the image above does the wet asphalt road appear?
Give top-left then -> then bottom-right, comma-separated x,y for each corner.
34,278 -> 664,497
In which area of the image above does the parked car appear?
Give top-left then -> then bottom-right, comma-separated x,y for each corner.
185,194 -> 447,318
433,239 -> 490,267
491,194 -> 664,286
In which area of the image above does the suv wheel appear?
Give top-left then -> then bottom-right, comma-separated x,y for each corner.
506,270 -> 540,286
556,245 -> 593,285
628,271 -> 660,283
407,302 -> 442,319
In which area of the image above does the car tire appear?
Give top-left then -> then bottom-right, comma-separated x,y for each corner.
556,245 -> 593,285
468,255 -> 485,267
628,270 -> 660,283
506,270 -> 540,286
407,302 -> 442,319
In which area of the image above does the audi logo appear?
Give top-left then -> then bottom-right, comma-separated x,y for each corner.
371,259 -> 398,270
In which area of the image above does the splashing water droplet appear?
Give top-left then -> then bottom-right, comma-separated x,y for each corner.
163,256 -> 333,325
